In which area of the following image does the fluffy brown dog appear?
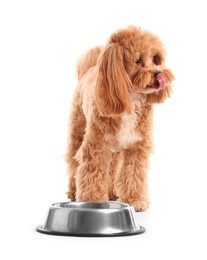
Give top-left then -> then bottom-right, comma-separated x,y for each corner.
65,25 -> 174,211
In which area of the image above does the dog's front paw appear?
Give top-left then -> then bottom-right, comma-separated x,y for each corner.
66,190 -> 76,201
118,198 -> 150,212
131,200 -> 150,212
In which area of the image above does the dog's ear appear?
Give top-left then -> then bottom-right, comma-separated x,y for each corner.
147,70 -> 175,104
95,43 -> 133,117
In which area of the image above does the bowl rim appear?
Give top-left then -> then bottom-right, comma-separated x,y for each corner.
50,201 -> 133,211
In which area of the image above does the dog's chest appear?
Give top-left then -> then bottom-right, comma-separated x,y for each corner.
116,111 -> 142,149
109,97 -> 143,151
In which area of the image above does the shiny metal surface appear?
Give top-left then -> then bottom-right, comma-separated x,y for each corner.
36,201 -> 145,236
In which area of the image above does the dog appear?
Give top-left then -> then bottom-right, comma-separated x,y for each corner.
65,25 -> 174,211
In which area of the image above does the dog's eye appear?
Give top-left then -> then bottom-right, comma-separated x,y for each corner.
135,58 -> 142,65
153,55 -> 161,65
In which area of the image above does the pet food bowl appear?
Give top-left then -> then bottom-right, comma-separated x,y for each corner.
36,201 -> 146,237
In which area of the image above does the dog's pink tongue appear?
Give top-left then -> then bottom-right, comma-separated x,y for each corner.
155,73 -> 168,89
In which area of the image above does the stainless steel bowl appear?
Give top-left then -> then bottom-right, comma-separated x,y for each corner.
36,201 -> 146,237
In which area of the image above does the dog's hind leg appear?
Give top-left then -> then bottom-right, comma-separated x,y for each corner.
108,152 -> 122,201
65,89 -> 86,200
75,124 -> 111,202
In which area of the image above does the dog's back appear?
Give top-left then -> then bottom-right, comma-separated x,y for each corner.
76,46 -> 104,79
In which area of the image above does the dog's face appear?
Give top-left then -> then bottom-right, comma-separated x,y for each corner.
96,26 -> 175,117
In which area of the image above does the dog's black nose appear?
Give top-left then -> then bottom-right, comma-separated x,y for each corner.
154,71 -> 161,78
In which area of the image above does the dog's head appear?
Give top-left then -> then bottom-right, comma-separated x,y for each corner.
96,25 -> 175,117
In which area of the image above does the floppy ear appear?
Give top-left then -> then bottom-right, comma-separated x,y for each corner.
147,70 -> 175,104
95,43 -> 133,117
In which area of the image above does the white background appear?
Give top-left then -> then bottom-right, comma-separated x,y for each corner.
0,0 -> 207,259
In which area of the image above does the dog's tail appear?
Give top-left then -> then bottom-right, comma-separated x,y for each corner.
76,45 -> 104,79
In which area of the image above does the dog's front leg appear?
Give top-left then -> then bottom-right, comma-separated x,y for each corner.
75,127 -> 111,202
116,143 -> 150,211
